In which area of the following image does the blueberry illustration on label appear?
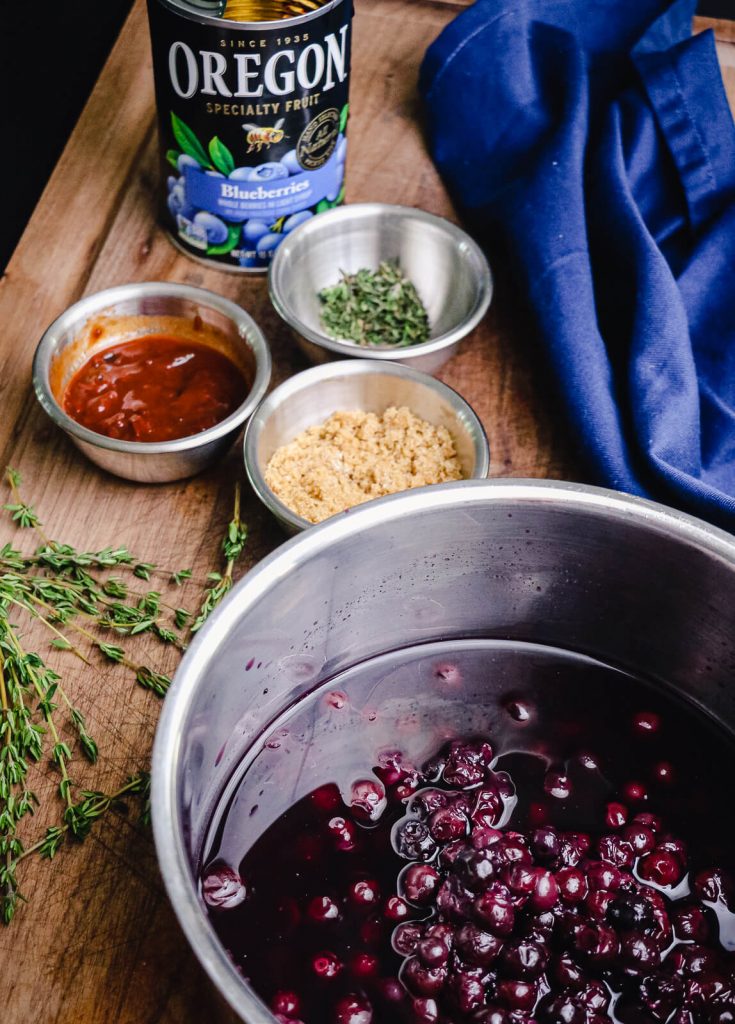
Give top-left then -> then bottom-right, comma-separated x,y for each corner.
168,179 -> 195,221
249,162 -> 289,182
335,134 -> 348,166
193,212 -> 229,246
177,215 -> 208,250
242,220 -> 271,244
283,211 -> 314,233
256,232 -> 285,258
177,153 -> 201,174
281,149 -> 302,175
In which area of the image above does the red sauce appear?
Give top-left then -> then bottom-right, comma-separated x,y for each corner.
63,335 -> 249,443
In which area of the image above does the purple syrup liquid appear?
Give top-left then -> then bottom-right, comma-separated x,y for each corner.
199,641 -> 735,1023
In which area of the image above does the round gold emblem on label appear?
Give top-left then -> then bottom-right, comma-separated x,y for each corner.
296,108 -> 340,170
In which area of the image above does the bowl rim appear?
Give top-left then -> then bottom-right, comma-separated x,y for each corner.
32,281 -> 272,456
151,478 -> 735,1024
242,358 -> 491,532
268,202 -> 494,361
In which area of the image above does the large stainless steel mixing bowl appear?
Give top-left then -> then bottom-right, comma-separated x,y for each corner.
152,480 -> 735,1022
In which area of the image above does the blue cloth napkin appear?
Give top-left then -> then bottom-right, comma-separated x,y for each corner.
420,0 -> 735,530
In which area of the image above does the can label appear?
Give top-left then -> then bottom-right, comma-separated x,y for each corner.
147,0 -> 352,271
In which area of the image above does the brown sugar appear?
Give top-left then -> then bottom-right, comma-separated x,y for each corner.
264,406 -> 464,524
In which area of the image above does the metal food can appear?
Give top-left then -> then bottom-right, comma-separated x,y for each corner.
147,0 -> 353,272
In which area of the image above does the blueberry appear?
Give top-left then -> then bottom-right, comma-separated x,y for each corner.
335,134 -> 348,165
180,218 -> 208,248
250,162 -> 289,182
256,232 -> 285,257
283,210 -> 314,233
193,211 -> 229,245
167,175 -> 179,192
206,170 -> 225,178
230,167 -> 254,181
168,185 -> 186,215
607,893 -> 655,931
394,819 -> 439,862
326,186 -> 341,203
201,863 -> 247,910
281,149 -> 302,175
177,153 -> 200,173
242,219 -> 271,243
168,181 -> 196,220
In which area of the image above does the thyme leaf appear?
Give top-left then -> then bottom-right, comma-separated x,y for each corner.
191,483 -> 247,633
0,467 -> 247,924
319,260 -> 430,349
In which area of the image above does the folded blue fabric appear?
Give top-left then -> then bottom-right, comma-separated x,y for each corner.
420,0 -> 735,530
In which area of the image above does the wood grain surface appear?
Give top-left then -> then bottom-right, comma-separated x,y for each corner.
0,1 -> 733,1020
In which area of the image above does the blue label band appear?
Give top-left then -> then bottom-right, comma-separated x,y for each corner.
185,151 -> 343,221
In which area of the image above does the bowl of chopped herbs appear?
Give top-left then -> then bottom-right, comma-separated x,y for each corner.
268,203 -> 493,375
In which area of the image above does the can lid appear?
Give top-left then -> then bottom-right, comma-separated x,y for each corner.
155,0 -> 348,29
166,0 -> 226,13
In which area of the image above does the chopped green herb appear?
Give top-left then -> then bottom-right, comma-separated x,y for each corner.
319,260 -> 430,349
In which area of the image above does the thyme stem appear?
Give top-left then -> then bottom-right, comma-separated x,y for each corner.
0,467 -> 248,924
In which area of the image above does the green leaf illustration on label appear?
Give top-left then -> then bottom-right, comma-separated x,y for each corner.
166,149 -> 181,171
170,112 -> 211,170
339,103 -> 350,134
207,224 -> 241,256
208,136 -> 235,177
316,185 -> 346,214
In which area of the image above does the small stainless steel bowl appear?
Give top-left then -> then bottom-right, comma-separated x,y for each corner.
243,359 -> 490,533
33,282 -> 272,484
268,203 -> 493,375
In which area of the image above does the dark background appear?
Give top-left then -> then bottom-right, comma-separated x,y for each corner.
1,0 -> 135,271
0,0 -> 733,272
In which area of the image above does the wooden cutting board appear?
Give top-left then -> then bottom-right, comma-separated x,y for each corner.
0,2 -> 732,1020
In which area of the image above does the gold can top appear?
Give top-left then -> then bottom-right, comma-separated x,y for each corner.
223,0 -> 325,18
180,0 -> 327,19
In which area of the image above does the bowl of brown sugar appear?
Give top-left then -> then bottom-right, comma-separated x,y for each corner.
243,360 -> 490,533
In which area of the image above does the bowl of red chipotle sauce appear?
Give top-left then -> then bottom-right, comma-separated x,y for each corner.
33,282 -> 271,483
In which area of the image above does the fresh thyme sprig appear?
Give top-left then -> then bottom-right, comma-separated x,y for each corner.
0,468 -> 248,924
1,772 -> 151,918
192,483 -> 247,632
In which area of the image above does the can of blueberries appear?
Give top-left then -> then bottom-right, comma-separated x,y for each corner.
146,0 -> 353,271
